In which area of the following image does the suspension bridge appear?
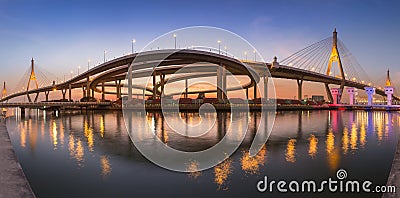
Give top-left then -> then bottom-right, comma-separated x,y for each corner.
0,29 -> 397,111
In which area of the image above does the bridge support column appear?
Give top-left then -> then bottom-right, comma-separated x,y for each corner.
253,84 -> 257,100
325,83 -> 334,103
246,88 -> 249,100
127,64 -> 132,101
102,81 -> 105,101
86,76 -> 90,98
385,86 -> 394,106
34,93 -> 39,103
45,91 -> 50,101
152,72 -> 156,100
263,75 -> 268,100
217,66 -> 223,101
160,74 -> 165,97
91,89 -> 94,99
330,88 -> 342,105
185,79 -> 188,99
20,107 -> 25,117
115,80 -> 122,99
296,78 -> 303,100
61,89 -> 67,100
82,85 -> 86,98
68,84 -> 72,101
222,65 -> 227,100
364,87 -> 375,106
346,87 -> 356,105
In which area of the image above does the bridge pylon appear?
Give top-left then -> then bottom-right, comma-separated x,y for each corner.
385,69 -> 394,106
325,28 -> 346,103
1,81 -> 6,100
26,58 -> 40,103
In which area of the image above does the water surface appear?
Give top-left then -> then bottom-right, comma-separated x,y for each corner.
6,110 -> 400,197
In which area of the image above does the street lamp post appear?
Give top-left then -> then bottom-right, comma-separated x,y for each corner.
173,34 -> 177,49
244,51 -> 247,60
217,40 -> 221,54
70,71 -> 73,79
224,46 -> 227,55
132,39 -> 136,53
253,50 -> 256,61
104,50 -> 107,63
78,65 -> 81,75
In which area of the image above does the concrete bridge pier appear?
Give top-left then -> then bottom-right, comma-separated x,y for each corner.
346,87 -> 356,105
61,89 -> 67,100
246,88 -> 249,100
385,86 -> 394,106
102,81 -> 105,101
82,85 -> 86,98
253,84 -> 257,100
127,64 -> 132,101
115,80 -> 122,99
160,73 -> 165,97
263,75 -> 268,100
217,66 -> 223,101
296,78 -> 303,100
68,84 -> 72,101
216,64 -> 228,102
222,65 -> 227,100
330,88 -> 342,105
325,83 -> 334,103
185,79 -> 188,99
365,87 -> 375,106
86,76 -> 90,98
152,72 -> 156,100
44,91 -> 50,101
20,107 -> 25,117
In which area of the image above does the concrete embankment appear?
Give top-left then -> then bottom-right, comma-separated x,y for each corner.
383,138 -> 400,198
0,117 -> 35,198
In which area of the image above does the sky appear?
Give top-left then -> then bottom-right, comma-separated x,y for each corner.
0,0 -> 399,99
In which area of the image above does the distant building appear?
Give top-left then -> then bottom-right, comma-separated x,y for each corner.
311,95 -> 324,102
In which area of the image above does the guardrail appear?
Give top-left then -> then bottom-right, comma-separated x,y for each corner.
0,102 -> 112,108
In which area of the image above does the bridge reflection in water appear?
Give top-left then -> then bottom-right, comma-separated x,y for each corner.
5,109 -> 400,198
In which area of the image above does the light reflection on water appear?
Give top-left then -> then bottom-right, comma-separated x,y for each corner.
5,109 -> 400,198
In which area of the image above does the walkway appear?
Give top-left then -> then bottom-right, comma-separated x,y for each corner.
0,118 -> 35,198
384,137 -> 400,197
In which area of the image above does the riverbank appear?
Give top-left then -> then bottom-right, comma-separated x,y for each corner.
0,117 -> 35,198
384,136 -> 400,198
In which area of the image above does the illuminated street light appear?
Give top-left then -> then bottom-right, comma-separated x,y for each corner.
173,34 -> 177,49
104,50 -> 107,63
217,40 -> 221,54
88,59 -> 91,70
132,39 -> 136,53
244,51 -> 247,60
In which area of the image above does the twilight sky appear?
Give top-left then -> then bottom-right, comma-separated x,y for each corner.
0,0 -> 399,99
